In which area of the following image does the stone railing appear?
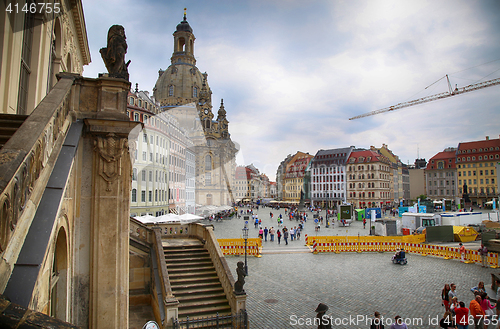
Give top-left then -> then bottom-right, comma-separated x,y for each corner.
202,224 -> 242,314
0,74 -> 76,289
152,228 -> 179,327
155,222 -> 246,314
130,217 -> 155,245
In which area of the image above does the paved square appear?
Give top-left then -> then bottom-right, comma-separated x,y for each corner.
211,207 -> 496,328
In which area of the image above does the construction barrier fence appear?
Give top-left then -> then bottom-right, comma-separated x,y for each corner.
309,235 -> 499,268
217,238 -> 262,257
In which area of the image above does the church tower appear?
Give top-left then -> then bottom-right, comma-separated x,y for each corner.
153,10 -> 238,207
153,9 -> 211,109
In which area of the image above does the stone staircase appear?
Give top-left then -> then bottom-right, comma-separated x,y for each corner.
0,114 -> 29,149
164,239 -> 231,322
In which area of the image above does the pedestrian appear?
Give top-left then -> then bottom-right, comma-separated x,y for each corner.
479,244 -> 488,267
496,279 -> 500,326
455,301 -> 469,329
290,227 -> 295,241
258,227 -> 263,239
277,229 -> 281,244
439,311 -> 456,329
283,228 -> 289,245
296,226 -> 301,240
459,243 -> 466,262
264,227 -> 268,242
389,316 -> 408,329
479,291 -> 495,321
442,283 -> 451,311
471,281 -> 485,295
449,283 -> 458,301
370,311 -> 384,329
449,297 -> 459,315
469,294 -> 485,329
269,227 -> 275,242
363,217 -> 367,229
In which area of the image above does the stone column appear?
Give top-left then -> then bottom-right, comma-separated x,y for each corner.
85,119 -> 139,329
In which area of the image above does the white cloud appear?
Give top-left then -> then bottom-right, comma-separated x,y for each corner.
82,0 -> 500,180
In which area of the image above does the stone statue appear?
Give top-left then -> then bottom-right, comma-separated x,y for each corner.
234,261 -> 246,294
100,25 -> 130,80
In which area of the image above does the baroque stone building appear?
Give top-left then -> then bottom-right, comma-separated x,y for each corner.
153,12 -> 237,206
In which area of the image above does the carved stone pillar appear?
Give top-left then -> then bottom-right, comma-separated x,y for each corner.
85,118 -> 140,329
233,292 -> 247,313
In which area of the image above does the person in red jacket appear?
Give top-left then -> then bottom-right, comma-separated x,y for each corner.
454,301 -> 469,329
469,295 -> 486,329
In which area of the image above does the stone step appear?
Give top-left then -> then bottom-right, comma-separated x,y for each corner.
168,270 -> 217,279
169,280 -> 222,292
176,292 -> 227,304
166,261 -> 214,270
173,286 -> 225,297
169,275 -> 219,286
165,256 -> 212,264
165,252 -> 210,261
178,297 -> 229,310
0,114 -> 28,149
177,304 -> 232,319
167,264 -> 214,273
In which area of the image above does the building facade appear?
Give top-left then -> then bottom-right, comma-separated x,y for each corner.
0,1 -> 90,116
310,147 -> 353,208
283,152 -> 313,203
346,150 -> 392,208
425,148 -> 458,204
456,136 -> 500,206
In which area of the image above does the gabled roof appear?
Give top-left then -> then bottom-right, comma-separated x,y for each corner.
348,150 -> 388,164
425,150 -> 456,170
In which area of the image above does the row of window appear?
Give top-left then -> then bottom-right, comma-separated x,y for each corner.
458,146 -> 499,154
129,95 -> 158,112
167,85 -> 199,98
457,154 -> 499,162
312,183 -> 344,191
458,187 -> 496,195
312,192 -> 344,199
313,175 -> 344,182
131,188 -> 188,203
458,178 -> 495,186
132,168 -> 187,184
313,167 -> 344,174
348,164 -> 390,172
458,169 -> 495,177
349,191 -> 389,198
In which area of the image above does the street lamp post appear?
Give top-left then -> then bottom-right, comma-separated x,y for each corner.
242,223 -> 249,275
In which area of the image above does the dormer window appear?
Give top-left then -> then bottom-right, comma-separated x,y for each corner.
193,86 -> 198,98
168,85 -> 174,96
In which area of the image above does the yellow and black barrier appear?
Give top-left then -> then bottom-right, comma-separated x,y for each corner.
309,234 -> 499,267
217,238 -> 262,257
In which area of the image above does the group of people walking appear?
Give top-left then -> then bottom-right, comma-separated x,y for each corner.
440,280 -> 500,328
258,225 -> 302,245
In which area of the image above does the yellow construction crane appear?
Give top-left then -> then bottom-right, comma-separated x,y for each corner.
348,75 -> 500,120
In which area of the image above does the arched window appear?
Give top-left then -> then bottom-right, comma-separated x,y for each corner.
205,155 -> 212,170
193,86 -> 198,98
131,189 -> 137,202
168,85 -> 174,96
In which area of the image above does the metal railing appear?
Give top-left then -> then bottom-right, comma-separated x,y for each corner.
170,310 -> 248,329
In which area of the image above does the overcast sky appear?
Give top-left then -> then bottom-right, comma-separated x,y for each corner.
82,0 -> 500,181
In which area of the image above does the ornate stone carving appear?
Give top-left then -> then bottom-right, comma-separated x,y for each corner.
100,25 -> 130,80
94,133 -> 128,191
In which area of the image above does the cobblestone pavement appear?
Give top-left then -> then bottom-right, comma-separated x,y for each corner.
208,206 -> 497,328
